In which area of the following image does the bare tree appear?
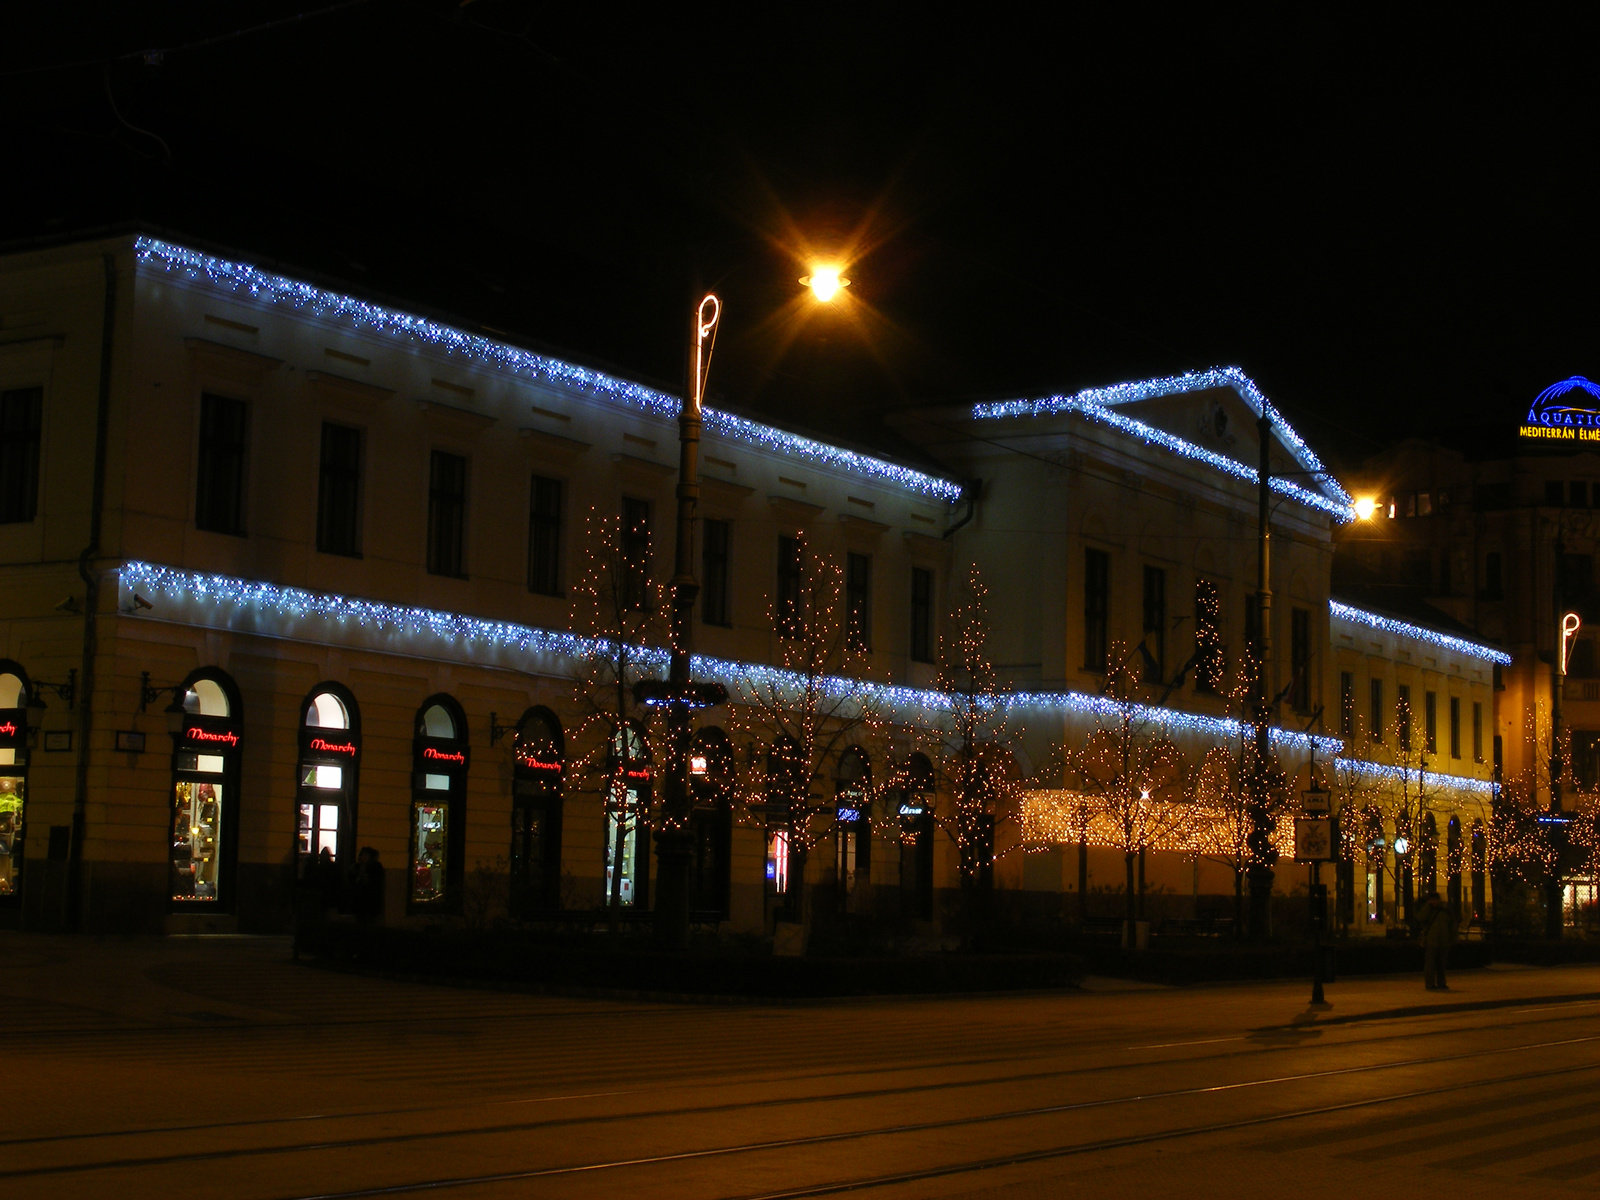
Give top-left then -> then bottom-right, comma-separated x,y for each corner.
568,508 -> 666,933
725,535 -> 883,935
1067,648 -> 1192,925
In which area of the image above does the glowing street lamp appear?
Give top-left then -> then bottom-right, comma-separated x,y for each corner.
1353,496 -> 1379,521
800,264 -> 850,303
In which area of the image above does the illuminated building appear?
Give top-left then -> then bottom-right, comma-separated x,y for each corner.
0,232 -> 1507,936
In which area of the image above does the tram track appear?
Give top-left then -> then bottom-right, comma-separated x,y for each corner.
8,1026 -> 1599,1187
3,994 -> 1595,1157
276,1056 -> 1600,1200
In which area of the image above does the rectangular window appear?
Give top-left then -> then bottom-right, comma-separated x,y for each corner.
777,535 -> 803,638
1084,549 -> 1110,672
316,422 -> 362,557
1472,701 -> 1483,763
1141,566 -> 1165,683
701,518 -> 730,626
1290,607 -> 1311,713
1449,696 -> 1462,759
1397,684 -> 1412,750
1482,552 -> 1503,600
0,386 -> 43,524
196,393 -> 248,535
426,450 -> 467,577
1195,578 -> 1223,694
846,552 -> 872,651
1425,691 -> 1438,754
1369,678 -> 1384,744
1339,672 -> 1354,737
910,566 -> 934,663
1546,480 -> 1565,507
527,475 -> 563,595
621,497 -> 651,609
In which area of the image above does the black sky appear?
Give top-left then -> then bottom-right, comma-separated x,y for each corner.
4,3 -> 1597,469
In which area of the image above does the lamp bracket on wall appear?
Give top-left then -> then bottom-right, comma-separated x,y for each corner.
28,669 -> 78,711
138,671 -> 186,714
488,711 -> 518,746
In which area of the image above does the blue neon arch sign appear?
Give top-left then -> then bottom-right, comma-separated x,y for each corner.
1521,376 -> 1600,441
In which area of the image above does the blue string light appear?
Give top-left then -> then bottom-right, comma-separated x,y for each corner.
1329,601 -> 1511,665
1333,756 -> 1495,796
132,237 -> 965,504
121,561 -> 1338,752
972,367 -> 1354,521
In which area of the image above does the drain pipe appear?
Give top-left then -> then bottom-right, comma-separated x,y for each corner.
65,251 -> 118,931
942,479 -> 981,540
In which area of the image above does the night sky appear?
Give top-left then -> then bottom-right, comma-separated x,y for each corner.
5,4 -> 1596,469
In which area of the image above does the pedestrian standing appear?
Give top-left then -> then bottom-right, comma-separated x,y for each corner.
1418,890 -> 1453,990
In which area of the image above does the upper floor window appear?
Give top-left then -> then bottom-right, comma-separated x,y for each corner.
621,497 -> 652,609
1449,696 -> 1462,759
316,422 -> 362,557
1425,690 -> 1438,754
1339,672 -> 1354,737
1195,578 -> 1223,694
1083,549 -> 1109,673
527,475 -> 563,595
1472,701 -> 1484,764
196,393 -> 248,536
702,518 -> 731,626
1397,683 -> 1412,750
0,386 -> 42,525
1290,607 -> 1311,713
426,450 -> 467,577
847,552 -> 872,651
1141,566 -> 1165,684
1369,678 -> 1384,744
910,566 -> 934,663
1481,552 -> 1503,601
776,536 -> 803,638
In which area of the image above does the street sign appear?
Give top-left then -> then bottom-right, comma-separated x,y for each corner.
1301,788 -> 1331,815
1294,818 -> 1335,861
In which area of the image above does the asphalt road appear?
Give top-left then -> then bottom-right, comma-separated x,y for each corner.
4,934 -> 1599,1199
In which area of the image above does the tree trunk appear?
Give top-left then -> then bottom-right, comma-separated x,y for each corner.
1077,835 -> 1088,925
1233,868 -> 1244,938
1125,852 -> 1137,923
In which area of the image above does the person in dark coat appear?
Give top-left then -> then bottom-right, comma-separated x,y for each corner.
353,846 -> 385,924
1418,890 -> 1454,990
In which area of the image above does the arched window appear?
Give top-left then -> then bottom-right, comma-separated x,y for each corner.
1420,812 -> 1439,897
836,747 -> 871,904
1447,815 -> 1463,922
510,707 -> 564,915
1395,812 -> 1415,924
1469,818 -> 1486,922
899,752 -> 935,922
168,669 -> 243,910
410,695 -> 468,911
764,737 -> 801,900
296,684 -> 361,882
1364,808 -> 1385,924
689,726 -> 733,918
604,723 -> 651,908
0,663 -> 32,903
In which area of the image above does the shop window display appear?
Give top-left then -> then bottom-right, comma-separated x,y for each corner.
409,696 -> 468,910
603,725 -> 650,907
0,668 -> 26,899
167,672 -> 241,909
297,687 -> 359,879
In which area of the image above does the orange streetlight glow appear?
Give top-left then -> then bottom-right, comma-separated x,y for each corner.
801,265 -> 849,303
1353,496 -> 1379,521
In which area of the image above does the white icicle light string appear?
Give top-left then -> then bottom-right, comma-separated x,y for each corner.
133,237 -> 964,504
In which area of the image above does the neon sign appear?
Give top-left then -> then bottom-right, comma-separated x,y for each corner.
1521,376 -> 1600,440
837,807 -> 862,822
186,728 -> 239,746
0,722 -> 15,738
423,747 -> 465,764
1562,612 -> 1582,674
517,752 -> 561,772
309,737 -> 357,756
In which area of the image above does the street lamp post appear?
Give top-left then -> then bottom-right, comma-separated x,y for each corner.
643,294 -> 728,951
